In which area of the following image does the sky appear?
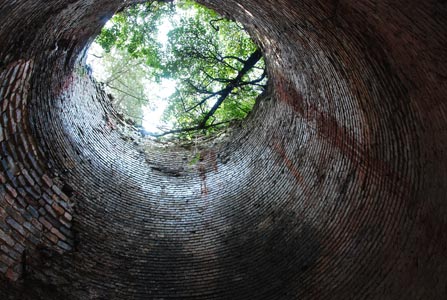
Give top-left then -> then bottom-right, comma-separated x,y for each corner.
86,11 -> 179,134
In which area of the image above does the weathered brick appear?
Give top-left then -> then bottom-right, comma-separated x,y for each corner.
5,206 -> 25,224
38,217 -> 53,230
63,212 -> 73,222
27,234 -> 40,245
31,218 -> 43,231
23,221 -> 40,235
38,207 -> 46,216
52,202 -> 65,216
4,193 -> 14,205
21,169 -> 35,186
16,187 -> 26,197
41,174 -> 53,187
0,261 -> 8,274
24,186 -> 41,200
5,183 -> 17,198
0,228 -> 15,246
26,205 -> 39,218
59,216 -> 72,229
0,244 -> 20,260
13,243 -> 24,253
44,204 -> 58,219
0,254 -> 14,266
42,192 -> 53,205
10,231 -> 25,244
59,225 -> 73,238
6,267 -> 20,281
46,232 -> 59,244
6,217 -> 25,236
52,184 -> 62,195
57,240 -> 72,251
45,214 -> 62,229
51,227 -> 65,240
15,196 -> 27,208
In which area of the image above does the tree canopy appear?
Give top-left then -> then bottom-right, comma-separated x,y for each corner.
92,0 -> 266,139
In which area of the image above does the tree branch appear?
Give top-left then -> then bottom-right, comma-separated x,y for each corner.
106,84 -> 149,104
198,49 -> 263,128
148,120 -> 233,137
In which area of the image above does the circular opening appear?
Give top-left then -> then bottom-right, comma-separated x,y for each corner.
86,0 -> 268,142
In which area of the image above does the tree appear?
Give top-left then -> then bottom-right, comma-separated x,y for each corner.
99,48 -> 153,126
94,0 -> 267,138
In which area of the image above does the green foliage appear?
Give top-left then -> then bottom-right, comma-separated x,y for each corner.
93,0 -> 266,138
97,0 -> 174,73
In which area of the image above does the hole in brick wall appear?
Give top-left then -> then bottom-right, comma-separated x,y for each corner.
86,0 -> 267,142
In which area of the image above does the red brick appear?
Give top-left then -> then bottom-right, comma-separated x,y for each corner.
38,217 -> 52,230
52,202 -> 65,216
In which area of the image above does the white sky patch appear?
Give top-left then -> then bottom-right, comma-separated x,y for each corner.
141,78 -> 176,133
157,17 -> 174,48
86,43 -> 107,81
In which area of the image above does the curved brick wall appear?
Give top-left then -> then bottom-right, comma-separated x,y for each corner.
1,0 -> 446,299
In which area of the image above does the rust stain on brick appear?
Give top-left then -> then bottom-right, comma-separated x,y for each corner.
275,73 -> 410,191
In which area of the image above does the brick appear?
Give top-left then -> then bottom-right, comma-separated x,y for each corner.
0,261 -> 7,274
51,227 -> 65,240
6,267 -> 20,281
52,202 -> 65,216
16,187 -> 26,197
26,205 -> 39,218
5,184 -> 17,198
15,196 -> 26,208
59,200 -> 72,210
5,206 -> 25,224
16,174 -> 26,186
38,207 -> 46,216
13,243 -> 24,253
0,244 -> 20,260
52,184 -> 62,195
41,174 -> 53,187
10,231 -> 25,244
59,225 -> 73,238
46,232 -> 59,244
31,218 -> 43,231
0,254 -> 14,266
0,228 -> 15,246
38,217 -> 52,230
27,234 -> 40,246
63,212 -> 73,222
42,192 -> 53,205
44,204 -> 58,218
21,169 -> 35,186
0,207 -> 6,218
23,221 -> 39,235
5,217 -> 25,236
4,193 -> 14,205
59,216 -> 72,229
24,186 -> 41,200
57,240 -> 72,251
45,215 -> 62,229
60,192 -> 71,203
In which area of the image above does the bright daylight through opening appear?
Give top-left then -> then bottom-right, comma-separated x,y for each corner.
86,0 -> 267,140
